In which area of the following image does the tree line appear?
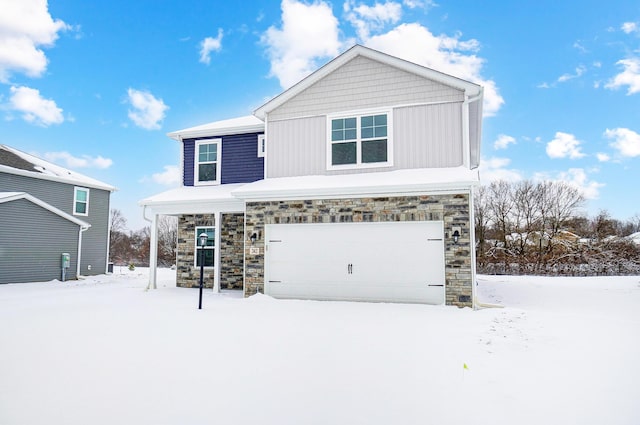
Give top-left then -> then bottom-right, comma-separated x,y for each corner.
109,209 -> 177,268
475,180 -> 640,276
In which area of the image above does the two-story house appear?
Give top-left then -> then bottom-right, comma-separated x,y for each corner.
141,45 -> 482,307
0,145 -> 116,283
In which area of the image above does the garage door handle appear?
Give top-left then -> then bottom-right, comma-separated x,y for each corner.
347,263 -> 353,274
428,284 -> 444,287
268,280 -> 282,283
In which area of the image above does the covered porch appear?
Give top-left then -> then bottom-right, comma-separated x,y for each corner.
139,184 -> 246,292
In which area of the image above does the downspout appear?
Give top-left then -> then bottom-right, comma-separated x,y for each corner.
77,224 -> 90,278
462,89 -> 483,169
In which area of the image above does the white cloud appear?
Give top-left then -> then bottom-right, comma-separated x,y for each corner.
493,134 -> 516,150
9,85 -> 63,126
151,165 -> 180,186
535,168 -> 604,200
199,28 -> 223,65
479,156 -> 522,183
365,23 -> 504,116
596,152 -> 611,162
126,88 -> 168,130
0,0 -> 70,82
573,41 -> 588,53
605,127 -> 640,157
546,132 -> 586,159
557,65 -> 586,82
605,57 -> 640,95
621,22 -> 638,34
261,0 -> 341,89
344,1 -> 403,40
262,1 -> 502,116
43,151 -> 113,169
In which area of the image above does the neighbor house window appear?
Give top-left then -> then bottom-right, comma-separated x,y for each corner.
73,187 -> 89,216
257,134 -> 266,158
195,139 -> 221,185
195,226 -> 215,267
328,111 -> 392,169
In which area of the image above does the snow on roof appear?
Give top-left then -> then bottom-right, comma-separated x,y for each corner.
232,167 -> 479,200
139,183 -> 247,215
167,115 -> 264,141
0,145 -> 116,192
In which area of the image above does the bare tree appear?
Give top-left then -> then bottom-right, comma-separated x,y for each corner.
473,185 -> 490,259
109,209 -> 129,264
157,215 -> 178,266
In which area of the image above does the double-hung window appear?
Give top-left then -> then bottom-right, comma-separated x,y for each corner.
328,111 -> 392,169
195,139 -> 221,185
73,187 -> 89,216
195,226 -> 215,267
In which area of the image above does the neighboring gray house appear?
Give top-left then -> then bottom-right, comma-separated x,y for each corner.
0,145 -> 116,283
142,45 -> 483,307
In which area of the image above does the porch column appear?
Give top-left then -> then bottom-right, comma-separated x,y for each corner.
148,213 -> 159,290
214,210 -> 221,293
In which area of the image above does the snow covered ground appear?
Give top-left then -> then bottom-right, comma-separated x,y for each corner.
0,268 -> 638,425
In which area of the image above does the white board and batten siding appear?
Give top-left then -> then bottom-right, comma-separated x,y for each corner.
265,221 -> 446,305
265,55 -> 466,178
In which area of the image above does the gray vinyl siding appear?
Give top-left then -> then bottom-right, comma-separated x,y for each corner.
267,103 -> 463,178
269,55 -> 464,122
0,199 -> 80,283
469,99 -> 482,168
394,103 -> 463,168
0,172 -> 110,275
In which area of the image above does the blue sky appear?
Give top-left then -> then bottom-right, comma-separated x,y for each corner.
1,0 -> 639,230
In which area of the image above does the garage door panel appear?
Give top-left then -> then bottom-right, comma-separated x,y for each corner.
265,221 -> 445,304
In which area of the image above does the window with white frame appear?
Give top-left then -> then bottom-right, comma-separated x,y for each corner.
195,226 -> 215,267
328,111 -> 392,169
73,187 -> 89,216
257,134 -> 266,158
195,139 -> 221,185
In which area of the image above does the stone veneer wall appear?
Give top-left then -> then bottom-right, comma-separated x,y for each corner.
176,213 -> 245,289
244,194 -> 473,307
220,213 -> 245,289
177,214 -> 216,288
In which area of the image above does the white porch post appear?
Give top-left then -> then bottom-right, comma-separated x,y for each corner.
148,213 -> 159,290
214,210 -> 221,293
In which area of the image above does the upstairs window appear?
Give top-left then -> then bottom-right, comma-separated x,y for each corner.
257,134 -> 266,158
195,226 -> 215,267
328,111 -> 392,170
73,187 -> 89,216
195,139 -> 221,185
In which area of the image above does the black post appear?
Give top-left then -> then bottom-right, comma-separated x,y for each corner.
198,244 -> 204,310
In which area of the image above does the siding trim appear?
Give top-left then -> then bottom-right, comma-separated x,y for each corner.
0,192 -> 90,228
266,99 -> 462,124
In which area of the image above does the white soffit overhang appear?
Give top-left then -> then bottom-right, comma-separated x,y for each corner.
167,115 -> 264,141
232,167 -> 479,201
138,183 -> 246,215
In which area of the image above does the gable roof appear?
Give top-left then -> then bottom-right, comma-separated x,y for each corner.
0,145 -> 116,192
254,44 -> 482,119
167,115 -> 264,141
0,192 -> 91,229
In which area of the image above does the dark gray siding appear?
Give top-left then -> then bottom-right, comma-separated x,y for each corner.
0,199 -> 80,283
0,172 -> 111,275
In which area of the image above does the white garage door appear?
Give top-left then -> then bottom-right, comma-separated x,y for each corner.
264,221 -> 445,304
